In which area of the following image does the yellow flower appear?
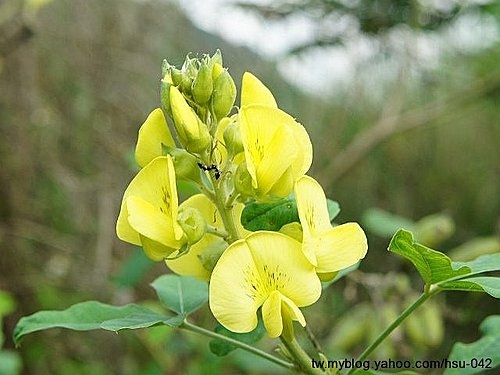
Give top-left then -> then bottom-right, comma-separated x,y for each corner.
209,231 -> 321,341
116,155 -> 184,261
294,175 -> 368,280
135,108 -> 175,168
238,73 -> 312,198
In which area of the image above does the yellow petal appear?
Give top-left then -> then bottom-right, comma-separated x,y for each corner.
267,166 -> 294,198
166,235 -> 225,280
140,235 -> 176,261
313,223 -> 368,274
210,232 -> 321,335
289,122 -> 313,178
262,291 -> 283,338
239,106 -> 298,195
135,108 -> 175,168
170,86 -> 200,139
280,293 -> 306,342
209,239 -> 263,333
241,72 -> 277,108
295,175 -> 332,239
116,156 -> 182,245
245,232 -> 321,307
127,196 -> 182,249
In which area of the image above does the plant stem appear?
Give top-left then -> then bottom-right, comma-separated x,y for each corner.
346,288 -> 440,375
206,225 -> 229,239
180,320 -> 294,370
211,174 -> 240,244
280,337 -> 325,375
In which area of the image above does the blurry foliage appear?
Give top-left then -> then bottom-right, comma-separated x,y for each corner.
0,0 -> 498,374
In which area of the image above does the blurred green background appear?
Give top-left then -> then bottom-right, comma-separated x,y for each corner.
1,0 -> 498,374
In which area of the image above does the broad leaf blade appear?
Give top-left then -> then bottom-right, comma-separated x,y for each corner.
440,277 -> 500,298
388,229 -> 470,284
13,301 -> 172,345
444,315 -> 500,375
150,274 -> 208,316
100,313 -> 183,331
241,198 -> 299,231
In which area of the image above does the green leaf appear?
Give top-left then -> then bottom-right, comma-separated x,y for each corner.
113,249 -> 154,288
241,198 -> 299,231
389,231 -> 500,298
444,315 -> 500,375
209,320 -> 265,356
13,301 -> 178,345
150,274 -> 208,316
388,229 -> 470,284
100,313 -> 183,331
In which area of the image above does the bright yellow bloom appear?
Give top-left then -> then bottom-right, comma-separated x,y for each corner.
238,73 -> 312,198
209,231 -> 321,341
116,155 -> 184,261
135,108 -> 175,168
294,175 -> 368,279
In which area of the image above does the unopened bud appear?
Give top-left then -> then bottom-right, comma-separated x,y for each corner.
160,77 -> 173,118
223,119 -> 244,155
171,67 -> 183,86
212,69 -> 236,119
414,213 -> 455,247
192,62 -> 213,104
167,147 -> 201,182
210,49 -> 223,68
198,239 -> 227,272
234,163 -> 255,198
279,222 -> 303,242
212,62 -> 224,81
177,207 -> 206,245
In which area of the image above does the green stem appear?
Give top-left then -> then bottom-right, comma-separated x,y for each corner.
346,288 -> 440,375
211,174 -> 240,244
280,337 -> 325,375
206,225 -> 229,239
181,320 -> 294,370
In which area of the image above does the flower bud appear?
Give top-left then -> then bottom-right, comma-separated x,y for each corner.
170,86 -> 212,154
212,69 -> 236,119
210,49 -> 223,68
177,207 -> 206,245
160,76 -> 173,118
198,240 -> 227,272
414,213 -> 455,247
161,59 -> 170,78
167,147 -> 201,182
234,163 -> 255,198
171,67 -> 183,86
192,62 -> 213,104
212,62 -> 224,81
223,119 -> 244,156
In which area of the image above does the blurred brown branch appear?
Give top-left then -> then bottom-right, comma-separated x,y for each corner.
319,69 -> 500,183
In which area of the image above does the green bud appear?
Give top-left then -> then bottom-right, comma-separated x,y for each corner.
210,49 -> 223,68
414,213 -> 455,247
197,239 -> 227,272
212,69 -> 236,119
181,75 -> 193,94
160,77 -> 173,118
171,67 -> 183,86
192,62 -> 213,104
161,59 -> 170,78
166,147 -> 201,182
185,120 -> 211,154
212,62 -> 224,81
234,163 -> 255,198
177,207 -> 206,245
223,119 -> 244,155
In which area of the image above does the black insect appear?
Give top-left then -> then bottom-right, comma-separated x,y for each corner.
197,162 -> 221,180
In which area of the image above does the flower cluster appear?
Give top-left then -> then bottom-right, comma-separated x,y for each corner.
116,51 -> 368,341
